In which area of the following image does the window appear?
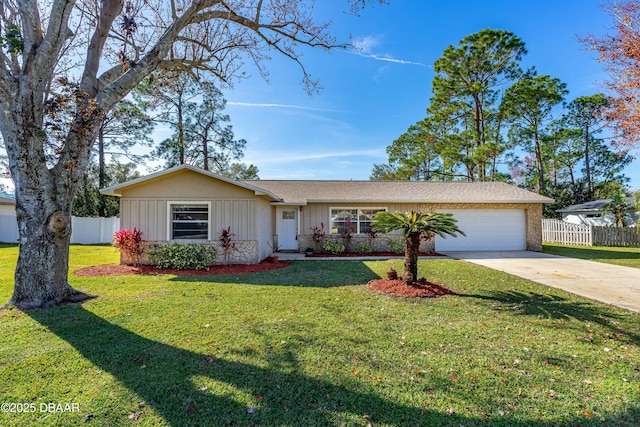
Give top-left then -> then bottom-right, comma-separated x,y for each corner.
359,209 -> 383,234
168,202 -> 210,240
282,210 -> 296,220
330,208 -> 386,235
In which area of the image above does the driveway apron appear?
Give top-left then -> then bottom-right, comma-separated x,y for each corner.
440,251 -> 640,313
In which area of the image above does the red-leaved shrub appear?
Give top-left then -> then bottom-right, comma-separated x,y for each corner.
112,228 -> 144,266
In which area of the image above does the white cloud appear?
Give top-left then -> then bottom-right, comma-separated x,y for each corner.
354,52 -> 426,67
352,35 -> 383,54
244,148 -> 385,166
351,34 -> 426,67
227,102 -> 343,113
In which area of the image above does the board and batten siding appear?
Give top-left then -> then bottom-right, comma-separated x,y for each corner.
121,198 -> 257,241
118,169 -> 262,242
256,198 -> 275,260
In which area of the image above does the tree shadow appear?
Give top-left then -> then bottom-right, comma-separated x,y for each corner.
166,260 -> 382,288
26,305 -> 431,425
27,305 -> 640,427
458,290 -> 639,345
27,302 -> 639,426
543,245 -> 640,261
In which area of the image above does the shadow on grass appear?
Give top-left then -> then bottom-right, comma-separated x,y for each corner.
459,290 -> 639,345
167,260 -> 382,288
27,305 -> 429,425
543,245 -> 640,261
27,304 -> 640,426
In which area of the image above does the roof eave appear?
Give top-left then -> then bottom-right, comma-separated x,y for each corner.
305,199 -> 553,204
271,201 -> 308,206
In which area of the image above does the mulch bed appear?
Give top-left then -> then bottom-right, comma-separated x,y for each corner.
74,261 -> 291,277
306,252 -> 443,258
367,278 -> 452,298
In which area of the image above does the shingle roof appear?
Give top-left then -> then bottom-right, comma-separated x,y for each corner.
242,180 -> 553,205
100,164 -> 552,205
557,197 -> 635,213
0,195 -> 15,205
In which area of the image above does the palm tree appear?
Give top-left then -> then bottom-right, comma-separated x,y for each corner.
373,211 -> 465,285
604,189 -> 629,228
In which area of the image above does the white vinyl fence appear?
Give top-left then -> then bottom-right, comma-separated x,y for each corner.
0,215 -> 119,244
542,219 -> 592,246
0,215 -> 18,243
542,218 -> 640,247
70,217 -> 120,244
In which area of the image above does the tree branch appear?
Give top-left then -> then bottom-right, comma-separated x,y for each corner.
17,0 -> 44,52
33,0 -> 76,90
96,0 -> 221,111
81,0 -> 123,97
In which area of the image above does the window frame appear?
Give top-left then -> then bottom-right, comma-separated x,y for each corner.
167,201 -> 211,241
329,207 -> 387,235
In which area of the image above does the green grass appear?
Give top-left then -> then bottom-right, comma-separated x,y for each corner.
543,243 -> 640,268
0,246 -> 638,426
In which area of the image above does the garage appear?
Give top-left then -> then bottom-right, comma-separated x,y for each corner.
435,209 -> 526,251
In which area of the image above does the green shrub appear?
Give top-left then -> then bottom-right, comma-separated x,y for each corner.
322,239 -> 345,255
148,243 -> 217,270
386,238 -> 404,254
354,241 -> 372,254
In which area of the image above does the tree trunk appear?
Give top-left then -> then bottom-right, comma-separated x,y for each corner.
202,128 -> 209,171
584,125 -> 592,197
534,129 -> 546,193
177,92 -> 185,165
7,183 -> 95,309
3,103 -> 99,309
403,232 -> 421,285
98,124 -> 107,217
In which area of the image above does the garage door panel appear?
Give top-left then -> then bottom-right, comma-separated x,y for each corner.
435,209 -> 526,251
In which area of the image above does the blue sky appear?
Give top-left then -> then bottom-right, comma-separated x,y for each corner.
217,0 -> 639,188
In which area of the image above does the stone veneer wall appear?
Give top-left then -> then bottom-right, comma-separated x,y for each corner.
524,204 -> 543,252
120,240 -> 260,265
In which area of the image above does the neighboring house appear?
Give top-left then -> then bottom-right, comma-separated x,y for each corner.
557,198 -> 638,227
101,164 -> 553,265
0,194 -> 17,242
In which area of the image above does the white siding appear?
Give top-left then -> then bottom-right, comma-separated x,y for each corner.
562,212 -> 638,227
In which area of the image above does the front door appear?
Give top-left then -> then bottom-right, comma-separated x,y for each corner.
277,208 -> 298,251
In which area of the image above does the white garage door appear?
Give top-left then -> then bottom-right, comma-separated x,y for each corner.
435,209 -> 526,251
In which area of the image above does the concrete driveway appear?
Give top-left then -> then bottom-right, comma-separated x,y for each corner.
440,251 -> 640,313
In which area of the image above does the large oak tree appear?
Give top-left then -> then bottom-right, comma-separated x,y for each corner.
0,0 -> 383,309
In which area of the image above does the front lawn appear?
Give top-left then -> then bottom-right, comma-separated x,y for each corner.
543,243 -> 640,268
0,246 -> 638,426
